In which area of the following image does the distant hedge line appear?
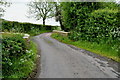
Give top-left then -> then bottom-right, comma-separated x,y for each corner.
1,20 -> 58,33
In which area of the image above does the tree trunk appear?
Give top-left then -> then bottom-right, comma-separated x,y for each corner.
42,18 -> 46,30
43,18 -> 45,26
59,19 -> 64,30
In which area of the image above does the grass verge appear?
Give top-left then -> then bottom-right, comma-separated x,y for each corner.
51,33 -> 120,62
27,30 -> 51,36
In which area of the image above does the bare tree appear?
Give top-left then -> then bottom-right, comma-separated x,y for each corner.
27,0 -> 55,26
0,0 -> 10,17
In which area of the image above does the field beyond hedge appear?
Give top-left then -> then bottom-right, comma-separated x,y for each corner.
2,33 -> 37,78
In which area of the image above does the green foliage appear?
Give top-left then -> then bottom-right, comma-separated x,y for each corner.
101,2 -> 119,9
87,9 -> 118,42
61,2 -> 119,41
69,8 -> 119,42
60,2 -> 119,60
28,29 -> 51,36
68,8 -> 119,58
61,2 -> 102,31
1,19 -> 58,36
51,33 -> 120,62
2,33 -> 37,78
2,33 -> 26,58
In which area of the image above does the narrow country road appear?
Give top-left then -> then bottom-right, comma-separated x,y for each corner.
33,33 -> 119,78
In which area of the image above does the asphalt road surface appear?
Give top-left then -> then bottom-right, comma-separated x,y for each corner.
33,33 -> 120,78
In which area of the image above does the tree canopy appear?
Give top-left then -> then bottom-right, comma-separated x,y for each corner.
27,0 -> 55,25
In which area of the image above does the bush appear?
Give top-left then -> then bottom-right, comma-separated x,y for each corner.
60,2 -> 119,43
86,9 -> 118,42
61,2 -> 103,31
69,8 -> 119,56
69,8 -> 119,43
59,2 -> 119,61
2,33 -> 37,78
1,19 -> 58,35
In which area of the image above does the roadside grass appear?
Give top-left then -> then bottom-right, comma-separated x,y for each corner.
2,33 -> 37,78
27,30 -> 51,36
51,33 -> 120,62
2,30 -> 51,36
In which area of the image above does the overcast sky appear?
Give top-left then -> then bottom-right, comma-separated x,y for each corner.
1,0 -> 60,26
1,0 -> 120,26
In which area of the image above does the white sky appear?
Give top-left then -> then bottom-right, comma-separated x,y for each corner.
2,0 -> 60,26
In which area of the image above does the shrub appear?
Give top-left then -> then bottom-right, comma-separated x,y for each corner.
69,8 -> 119,43
69,8 -> 119,56
1,19 -> 58,34
61,2 -> 103,31
2,33 -> 26,77
86,9 -> 118,43
2,33 -> 37,78
60,2 -> 119,43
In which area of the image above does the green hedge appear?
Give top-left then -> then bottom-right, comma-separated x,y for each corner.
69,9 -> 119,42
2,19 -> 58,33
69,8 -> 119,55
60,2 -> 119,56
60,2 -> 119,44
61,2 -> 118,31
61,2 -> 103,31
86,9 -> 119,43
2,33 -> 37,78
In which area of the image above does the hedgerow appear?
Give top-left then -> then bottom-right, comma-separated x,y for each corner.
60,2 -> 119,41
60,2 -> 119,60
69,8 -> 119,42
1,19 -> 58,35
61,2 -> 119,43
61,2 -> 103,31
2,33 -> 37,78
69,8 -> 119,56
